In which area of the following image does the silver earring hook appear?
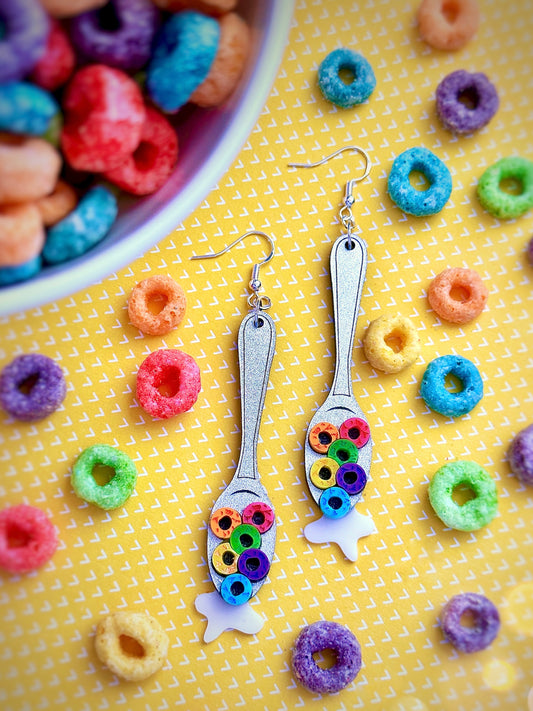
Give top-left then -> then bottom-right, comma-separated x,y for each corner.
288,145 -> 372,239
191,230 -> 275,316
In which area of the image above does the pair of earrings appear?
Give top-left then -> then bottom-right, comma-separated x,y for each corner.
193,147 -> 376,642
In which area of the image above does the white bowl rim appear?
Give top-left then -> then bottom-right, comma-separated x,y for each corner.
0,0 -> 294,319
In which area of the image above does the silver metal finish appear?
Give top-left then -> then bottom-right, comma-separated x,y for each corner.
207,310 -> 277,597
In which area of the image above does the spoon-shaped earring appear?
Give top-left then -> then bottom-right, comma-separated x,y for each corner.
191,231 -> 277,643
288,147 -> 377,561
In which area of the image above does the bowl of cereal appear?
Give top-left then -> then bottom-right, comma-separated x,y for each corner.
0,0 -> 294,317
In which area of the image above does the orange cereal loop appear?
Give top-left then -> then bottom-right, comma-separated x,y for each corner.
0,203 -> 45,267
210,507 -> 241,539
417,0 -> 480,51
151,0 -> 237,15
128,275 -> 186,336
40,0 -> 107,17
0,133 -> 62,204
35,180 -> 78,227
308,422 -> 339,454
428,267 -> 488,324
190,12 -> 251,108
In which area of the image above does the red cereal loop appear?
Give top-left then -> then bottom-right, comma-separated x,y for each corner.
242,502 -> 275,534
417,0 -> 480,51
136,349 -> 201,419
339,418 -> 370,448
128,275 -> 186,336
428,267 -> 488,324
210,507 -> 241,539
0,504 -> 58,573
104,107 -> 178,196
30,18 -> 76,91
308,422 -> 339,454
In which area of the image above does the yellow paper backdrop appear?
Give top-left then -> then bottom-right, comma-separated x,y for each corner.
1,1 -> 533,710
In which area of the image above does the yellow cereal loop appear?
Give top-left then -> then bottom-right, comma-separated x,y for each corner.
212,541 -> 239,575
94,611 -> 169,682
310,457 -> 339,490
363,313 -> 421,373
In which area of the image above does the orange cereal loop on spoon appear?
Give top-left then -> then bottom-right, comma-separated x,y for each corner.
417,0 -> 480,51
128,275 -> 186,336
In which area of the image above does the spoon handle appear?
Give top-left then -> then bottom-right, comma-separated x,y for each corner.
235,310 -> 276,481
330,233 -> 368,398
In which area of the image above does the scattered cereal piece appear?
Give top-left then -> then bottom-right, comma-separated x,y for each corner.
417,0 -> 480,51
95,611 -> 169,681
428,460 -> 498,531
0,353 -> 66,421
363,313 -> 421,373
477,156 -> 533,220
71,444 -> 138,510
388,147 -> 452,216
128,274 -> 186,335
436,70 -> 499,134
292,621 -> 362,694
136,349 -> 201,418
508,424 -> 533,486
0,504 -> 58,573
420,354 -> 483,417
317,48 -> 376,109
428,267 -> 488,324
440,592 -> 500,652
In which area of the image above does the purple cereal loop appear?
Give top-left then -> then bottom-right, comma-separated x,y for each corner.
508,424 -> 533,486
336,462 -> 367,496
292,620 -> 362,694
237,548 -> 270,582
436,70 -> 499,135
440,592 -> 500,653
0,353 -> 66,421
0,0 -> 50,83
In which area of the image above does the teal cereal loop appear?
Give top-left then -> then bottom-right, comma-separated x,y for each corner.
428,460 -> 498,531
220,572 -> 253,606
477,156 -> 533,219
71,443 -> 137,510
387,146 -> 452,216
317,48 -> 376,109
420,354 -> 483,417
320,486 -> 351,519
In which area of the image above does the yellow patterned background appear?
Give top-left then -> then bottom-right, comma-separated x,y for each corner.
1,1 -> 533,709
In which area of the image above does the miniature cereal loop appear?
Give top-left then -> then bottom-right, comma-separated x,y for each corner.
94,611 -> 169,682
190,13 -> 250,108
428,267 -> 488,324
35,180 -> 78,227
0,203 -> 45,268
363,313 -> 421,373
317,48 -> 376,109
320,486 -> 351,519
477,157 -> 533,220
388,146 -> 452,216
308,422 -> 339,454
327,438 -> 359,466
440,592 -> 500,652
0,353 -> 66,421
71,444 -> 137,510
336,463 -> 367,496
508,424 -> 533,486
229,523 -> 261,554
0,133 -> 62,205
0,504 -> 58,574
339,417 -> 370,448
241,501 -> 275,534
292,621 -> 362,694
128,275 -> 186,336
237,548 -> 270,582
210,507 -> 241,539
220,572 -> 252,606
136,349 -> 201,419
310,458 -> 339,490
428,460 -> 498,531
417,0 -> 480,51
212,541 -> 239,576
436,70 -> 499,135
420,354 -> 483,417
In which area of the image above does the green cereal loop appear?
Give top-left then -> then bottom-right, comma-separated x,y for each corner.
428,460 -> 498,532
477,156 -> 533,219
71,444 -> 137,510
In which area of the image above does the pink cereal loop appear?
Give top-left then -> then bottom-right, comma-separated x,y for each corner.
428,267 -> 488,324
417,0 -> 480,51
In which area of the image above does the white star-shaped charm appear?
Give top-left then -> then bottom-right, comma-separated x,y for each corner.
304,507 -> 377,561
194,591 -> 265,643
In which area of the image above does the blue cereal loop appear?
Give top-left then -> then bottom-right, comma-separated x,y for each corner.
319,486 -> 352,519
317,48 -> 376,108
388,146 -> 452,216
42,186 -> 118,265
0,82 -> 59,137
220,573 -> 253,606
0,256 -> 41,286
420,355 -> 483,417
146,11 -> 220,113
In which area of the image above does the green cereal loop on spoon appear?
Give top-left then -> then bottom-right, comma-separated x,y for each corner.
477,156 -> 533,219
428,460 -> 498,532
71,444 -> 137,510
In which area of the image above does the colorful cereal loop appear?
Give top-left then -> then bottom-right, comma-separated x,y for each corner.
308,421 -> 339,455
209,507 -> 241,539
229,523 -> 261,555
220,572 -> 253,606
339,417 -> 370,448
319,486 -> 351,519
241,501 -> 274,534
310,458 -> 339,490
211,541 -> 239,576
327,438 -> 359,466
336,463 -> 367,496
237,548 -> 270,582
